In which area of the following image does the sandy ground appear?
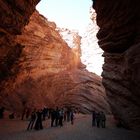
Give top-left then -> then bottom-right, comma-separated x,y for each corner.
0,114 -> 140,140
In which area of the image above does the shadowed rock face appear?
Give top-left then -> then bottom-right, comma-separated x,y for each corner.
50,70 -> 110,114
0,11 -> 110,114
7,69 -> 110,114
93,0 -> 140,130
0,0 -> 40,82
0,0 -> 139,131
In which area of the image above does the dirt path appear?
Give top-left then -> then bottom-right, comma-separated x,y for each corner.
0,114 -> 140,140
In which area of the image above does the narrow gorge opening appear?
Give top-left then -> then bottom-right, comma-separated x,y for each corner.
0,0 -> 110,116
0,0 -> 140,135
36,0 -> 103,76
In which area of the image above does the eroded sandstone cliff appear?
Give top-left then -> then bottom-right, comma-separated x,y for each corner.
0,0 -> 139,131
93,0 -> 140,130
0,11 -> 110,114
0,0 -> 40,82
58,28 -> 83,69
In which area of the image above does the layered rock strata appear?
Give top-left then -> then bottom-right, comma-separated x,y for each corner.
0,0 -> 139,131
0,11 -> 110,114
58,28 -> 83,69
93,0 -> 140,130
0,0 -> 40,83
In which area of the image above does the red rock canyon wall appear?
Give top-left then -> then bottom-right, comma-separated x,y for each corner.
93,0 -> 140,130
0,10 -> 110,114
0,0 -> 40,83
1,0 -> 139,131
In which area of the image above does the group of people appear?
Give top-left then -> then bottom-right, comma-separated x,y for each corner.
26,107 -> 75,131
92,111 -> 106,128
1,106 -> 107,130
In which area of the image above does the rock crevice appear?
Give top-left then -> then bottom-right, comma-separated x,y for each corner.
93,0 -> 140,130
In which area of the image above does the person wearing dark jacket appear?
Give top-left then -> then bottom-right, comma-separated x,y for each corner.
50,109 -> 56,127
70,111 -> 74,125
55,107 -> 60,127
27,110 -> 36,130
92,110 -> 96,127
34,109 -> 43,130
96,112 -> 101,128
100,111 -> 106,128
59,109 -> 64,127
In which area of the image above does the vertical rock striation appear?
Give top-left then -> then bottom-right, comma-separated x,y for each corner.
0,0 -> 40,83
93,0 -> 140,130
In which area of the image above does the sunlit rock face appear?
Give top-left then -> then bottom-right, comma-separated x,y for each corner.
58,21 -> 104,76
58,28 -> 80,49
0,0 -> 40,82
93,0 -> 140,130
80,11 -> 104,75
16,11 -> 77,80
0,11 -> 110,114
58,28 -> 83,69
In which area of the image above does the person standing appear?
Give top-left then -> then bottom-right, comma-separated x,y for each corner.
27,110 -> 36,130
63,110 -> 67,121
34,109 -> 43,130
59,109 -> 64,127
50,109 -> 56,127
96,112 -> 101,128
42,107 -> 48,121
55,107 -> 60,127
92,110 -> 96,127
100,111 -> 106,128
66,109 -> 70,122
70,110 -> 74,125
